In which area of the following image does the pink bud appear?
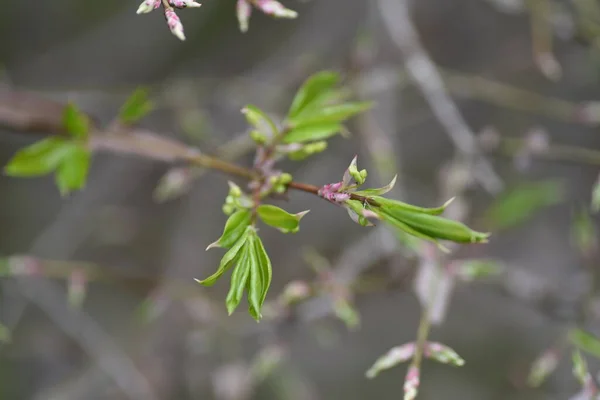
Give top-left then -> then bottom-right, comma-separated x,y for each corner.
237,0 -> 252,33
164,9 -> 186,41
137,0 -> 161,14
404,366 -> 420,400
255,0 -> 297,18
170,0 -> 201,8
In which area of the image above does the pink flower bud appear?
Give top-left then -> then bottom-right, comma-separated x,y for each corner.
137,0 -> 161,14
237,0 -> 252,33
170,0 -> 202,8
404,366 -> 420,400
254,0 -> 297,18
164,9 -> 186,41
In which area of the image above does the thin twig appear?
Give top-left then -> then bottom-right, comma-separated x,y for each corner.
376,0 -> 504,195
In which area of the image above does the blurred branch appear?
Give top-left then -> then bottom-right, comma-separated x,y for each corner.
376,0 -> 504,195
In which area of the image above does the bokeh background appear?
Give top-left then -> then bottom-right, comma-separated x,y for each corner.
2,0 -> 600,399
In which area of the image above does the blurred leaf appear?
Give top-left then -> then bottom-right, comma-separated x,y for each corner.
366,343 -> 415,379
283,122 -> 343,144
287,71 -> 340,119
242,104 -> 277,138
0,323 -> 10,343
62,103 -> 90,139
484,180 -> 563,230
571,209 -> 597,255
119,87 -> 154,125
4,138 -> 70,177
333,299 -> 360,330
197,229 -> 250,286
288,102 -> 373,126
527,348 -> 561,387
454,259 -> 503,282
257,205 -> 309,233
206,209 -> 252,250
55,145 -> 91,196
569,328 -> 600,359
572,349 -> 589,386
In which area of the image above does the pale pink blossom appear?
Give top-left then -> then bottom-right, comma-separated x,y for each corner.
136,0 -> 161,14
237,0 -> 252,33
164,9 -> 186,41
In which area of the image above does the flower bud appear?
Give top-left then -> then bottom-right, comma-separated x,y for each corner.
255,0 -> 298,18
137,0 -> 161,14
170,0 -> 201,8
279,173 -> 292,184
222,204 -> 235,215
237,0 -> 252,32
250,130 -> 267,145
164,9 -> 186,41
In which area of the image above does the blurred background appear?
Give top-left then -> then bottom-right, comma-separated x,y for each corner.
2,0 -> 600,399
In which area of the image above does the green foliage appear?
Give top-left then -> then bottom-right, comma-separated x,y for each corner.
483,180 -> 563,230
119,87 -> 154,125
572,349 -> 589,386
62,103 -> 90,139
256,205 -> 309,233
287,72 -> 340,119
4,138 -> 91,196
242,104 -> 278,139
197,226 -> 272,321
206,209 -> 253,250
569,328 -> 600,359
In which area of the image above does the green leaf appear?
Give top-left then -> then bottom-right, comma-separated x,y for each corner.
373,196 -> 454,216
119,87 -> 154,125
242,104 -> 278,138
4,138 -> 71,177
196,229 -> 250,286
248,232 -> 272,320
283,122 -> 343,144
257,204 -> 309,233
287,71 -> 340,119
484,180 -> 563,230
226,243 -> 252,315
376,203 -> 490,247
353,175 -> 398,197
0,323 -> 10,344
62,103 -> 90,139
288,102 -> 373,126
207,209 -> 252,250
55,145 -> 91,196
572,349 -> 588,385
569,328 -> 600,359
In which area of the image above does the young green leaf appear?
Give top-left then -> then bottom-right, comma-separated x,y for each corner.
257,204 -> 309,233
119,87 -> 154,125
242,104 -> 278,138
226,243 -> 252,315
54,145 -> 91,196
288,102 -> 373,126
63,103 -> 90,139
572,349 -> 588,385
569,328 -> 600,359
375,203 -> 490,247
207,209 -> 252,250
287,71 -> 340,119
4,138 -> 71,177
247,232 -> 272,320
353,175 -> 398,197
372,196 -> 454,216
196,230 -> 250,286
283,122 -> 342,144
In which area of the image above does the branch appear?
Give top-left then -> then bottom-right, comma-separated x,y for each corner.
376,0 -> 504,195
